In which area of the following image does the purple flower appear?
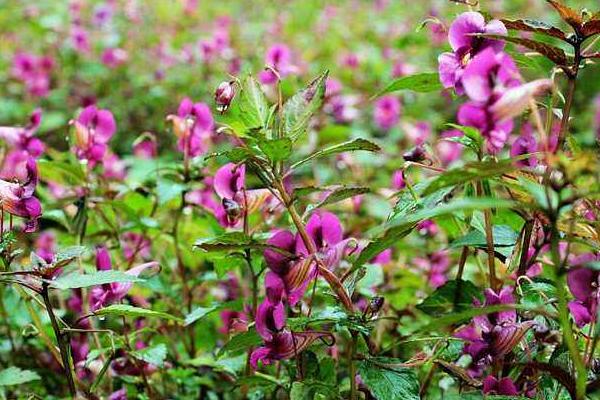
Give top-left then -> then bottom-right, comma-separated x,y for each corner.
0,157 -> 42,232
72,105 -> 116,167
511,133 -> 538,167
12,53 -> 54,97
89,246 -> 158,311
214,163 -> 245,226
263,212 -> 353,306
454,287 -> 533,376
483,376 -> 519,396
258,44 -> 296,84
436,129 -> 464,166
438,12 -> 507,94
404,121 -> 431,145
373,95 -> 401,131
35,231 -> 56,264
102,153 -> 127,180
168,98 -> 214,158
133,136 -> 157,159
567,253 -> 600,327
413,250 -> 450,288
101,48 -> 128,68
71,26 -> 90,54
215,81 -> 235,112
391,170 -> 406,190
250,329 -> 327,368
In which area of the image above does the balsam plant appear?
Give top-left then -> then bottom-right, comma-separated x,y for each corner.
1,0 -> 600,399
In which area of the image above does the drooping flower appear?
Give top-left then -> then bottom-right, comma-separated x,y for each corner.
0,157 -> 42,232
483,376 -> 519,396
438,12 -> 507,94
168,98 -> 214,158
373,95 -> 401,131
71,105 -> 116,167
454,287 -> 534,377
89,246 -> 158,311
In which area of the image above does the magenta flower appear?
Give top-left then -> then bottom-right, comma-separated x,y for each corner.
214,163 -> 245,226
70,25 -> 90,54
101,48 -> 128,68
258,43 -> 296,84
325,95 -> 360,124
0,108 -> 44,157
413,250 -> 450,288
102,153 -> 127,180
12,53 -> 54,97
405,121 -> 431,145
263,212 -> 353,306
510,133 -> 538,167
250,328 -> 327,368
0,157 -> 42,232
391,170 -> 406,190
120,232 -> 151,262
483,376 -> 519,396
168,98 -> 214,158
567,253 -> 600,327
89,246 -> 158,311
72,105 -> 116,167
438,12 -> 507,94
454,287 -> 533,377
373,95 -> 401,131
436,129 -> 464,166
35,231 -> 57,264
133,136 -> 157,159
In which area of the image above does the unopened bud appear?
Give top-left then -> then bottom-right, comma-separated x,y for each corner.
215,81 -> 235,113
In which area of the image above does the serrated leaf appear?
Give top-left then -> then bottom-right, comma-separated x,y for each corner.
38,160 -> 85,186
374,72 -> 442,97
480,34 -> 568,66
258,138 -> 292,162
131,344 -> 167,367
218,329 -> 262,357
0,367 -> 40,386
284,71 -> 328,141
358,357 -> 420,400
50,270 -> 142,290
237,75 -> 269,131
93,304 -> 182,323
546,0 -> 583,30
314,186 -> 370,209
416,280 -> 483,315
184,300 -> 242,326
422,159 -> 517,196
501,19 -> 567,40
291,138 -> 380,170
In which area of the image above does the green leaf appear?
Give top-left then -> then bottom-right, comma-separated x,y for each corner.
418,304 -> 515,332
218,329 -> 262,357
185,300 -> 242,326
291,138 -> 380,170
358,357 -> 420,400
53,246 -> 87,266
50,270 -> 142,290
194,232 -> 287,254
450,225 -> 518,257
93,304 -> 183,323
517,176 -> 559,210
283,71 -> 328,141
422,159 -> 517,196
352,224 -> 415,271
0,367 -> 40,386
38,160 -> 85,186
416,280 -> 483,315
259,137 -> 293,162
237,75 -> 269,131
374,72 -> 442,97
131,344 -> 167,367
313,186 -> 370,209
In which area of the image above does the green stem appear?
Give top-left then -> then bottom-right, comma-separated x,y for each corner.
41,283 -> 77,397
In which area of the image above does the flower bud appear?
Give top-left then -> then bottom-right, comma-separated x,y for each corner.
403,145 -> 426,162
215,81 -> 235,113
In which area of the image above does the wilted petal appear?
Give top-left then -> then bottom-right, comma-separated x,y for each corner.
491,79 -> 553,122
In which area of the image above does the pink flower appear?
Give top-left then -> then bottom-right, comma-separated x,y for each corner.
133,137 -> 157,159
391,170 -> 406,190
35,231 -> 56,264
12,53 -> 54,97
168,98 -> 214,158
72,105 -> 116,166
0,157 -> 42,232
102,153 -> 127,180
404,121 -> 431,145
373,95 -> 401,131
258,44 -> 296,84
436,129 -> 464,166
101,48 -> 128,68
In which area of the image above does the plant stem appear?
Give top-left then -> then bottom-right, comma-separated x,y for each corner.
549,223 -> 586,400
516,220 -> 534,277
476,181 -> 498,291
349,335 -> 358,400
41,282 -> 77,397
556,41 -> 581,152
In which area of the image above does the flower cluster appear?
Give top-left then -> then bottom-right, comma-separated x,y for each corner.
12,53 -> 54,98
